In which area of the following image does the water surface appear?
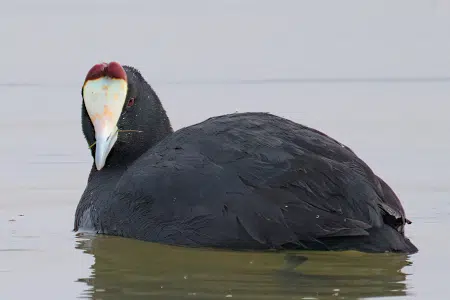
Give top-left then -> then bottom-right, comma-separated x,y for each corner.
76,234 -> 412,300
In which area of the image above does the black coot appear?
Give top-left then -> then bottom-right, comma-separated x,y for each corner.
74,62 -> 418,254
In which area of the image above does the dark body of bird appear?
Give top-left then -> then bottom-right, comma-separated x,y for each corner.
74,64 -> 418,254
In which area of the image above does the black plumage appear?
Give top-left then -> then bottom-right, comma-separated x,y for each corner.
74,65 -> 418,254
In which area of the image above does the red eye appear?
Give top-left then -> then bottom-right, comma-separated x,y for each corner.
127,97 -> 135,107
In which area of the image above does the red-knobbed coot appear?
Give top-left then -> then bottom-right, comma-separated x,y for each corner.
74,62 -> 418,254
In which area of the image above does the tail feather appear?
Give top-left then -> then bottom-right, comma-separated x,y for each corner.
319,224 -> 418,254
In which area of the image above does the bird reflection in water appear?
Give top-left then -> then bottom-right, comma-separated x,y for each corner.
75,232 -> 412,300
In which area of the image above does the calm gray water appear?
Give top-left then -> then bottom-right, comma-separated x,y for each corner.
1,1 -> 449,299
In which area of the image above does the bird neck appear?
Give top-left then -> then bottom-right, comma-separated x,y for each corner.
88,122 -> 173,176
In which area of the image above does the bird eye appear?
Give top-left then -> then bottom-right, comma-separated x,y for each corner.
127,97 -> 135,107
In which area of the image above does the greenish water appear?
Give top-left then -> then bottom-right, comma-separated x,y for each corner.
76,234 -> 411,300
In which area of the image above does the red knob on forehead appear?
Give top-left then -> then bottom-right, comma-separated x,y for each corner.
105,62 -> 127,81
84,62 -> 127,82
85,62 -> 107,82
